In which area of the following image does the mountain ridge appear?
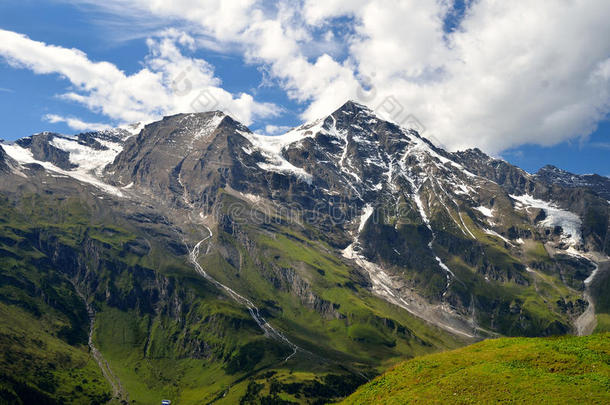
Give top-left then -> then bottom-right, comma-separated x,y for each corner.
1,100 -> 609,403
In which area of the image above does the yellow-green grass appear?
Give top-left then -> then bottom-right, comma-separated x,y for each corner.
595,314 -> 610,333
341,333 -> 610,404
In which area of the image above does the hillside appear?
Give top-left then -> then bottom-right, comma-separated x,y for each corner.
0,101 -> 609,403
341,333 -> 610,405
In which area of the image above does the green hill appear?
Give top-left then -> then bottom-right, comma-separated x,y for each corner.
341,333 -> 610,405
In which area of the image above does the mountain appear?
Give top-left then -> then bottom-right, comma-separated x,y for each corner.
341,332 -> 610,404
0,100 -> 608,404
536,164 -> 610,200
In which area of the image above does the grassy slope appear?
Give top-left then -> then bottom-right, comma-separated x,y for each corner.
0,195 -> 111,404
341,333 -> 610,405
0,190 -> 464,404
201,194 -> 464,367
0,193 -> 269,404
0,303 -> 111,405
93,305 -> 277,404
2,186 -> 596,404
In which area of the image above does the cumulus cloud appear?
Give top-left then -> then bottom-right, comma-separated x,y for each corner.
300,0 -> 610,153
9,1 -> 610,153
0,28 -> 280,126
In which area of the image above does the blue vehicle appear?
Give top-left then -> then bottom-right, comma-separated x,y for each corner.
162,401 -> 171,405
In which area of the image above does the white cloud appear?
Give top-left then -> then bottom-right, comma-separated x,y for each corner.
261,124 -> 293,135
44,114 -> 111,131
590,142 -> 610,150
0,28 -> 280,126
300,0 -> 610,154
10,1 -> 610,154
57,0 -> 360,120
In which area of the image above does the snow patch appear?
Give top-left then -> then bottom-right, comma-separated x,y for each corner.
483,228 -> 512,245
358,205 -> 374,233
239,192 -> 264,205
257,158 -> 313,184
193,112 -> 225,140
50,137 -> 121,176
510,194 -> 582,246
244,119 -> 324,155
584,263 -> 600,286
474,206 -> 494,218
240,122 -> 319,184
454,184 -> 474,195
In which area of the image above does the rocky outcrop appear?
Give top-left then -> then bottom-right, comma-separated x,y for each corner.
537,165 -> 610,200
216,209 -> 343,320
0,145 -> 12,173
16,132 -> 75,170
452,148 -> 536,195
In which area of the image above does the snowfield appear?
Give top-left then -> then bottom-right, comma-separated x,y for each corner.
50,137 -> 122,176
510,194 -> 582,245
2,141 -> 124,197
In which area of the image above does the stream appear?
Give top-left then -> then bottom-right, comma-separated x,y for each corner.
187,225 -> 300,361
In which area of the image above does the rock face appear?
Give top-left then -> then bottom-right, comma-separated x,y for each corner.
107,112 -> 265,207
0,145 -> 11,173
536,165 -> 610,200
452,148 -> 536,195
16,132 -> 75,170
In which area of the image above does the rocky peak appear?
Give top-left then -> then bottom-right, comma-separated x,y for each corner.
452,147 -> 535,195
332,99 -> 374,115
0,144 -> 11,173
104,110 -> 263,206
536,164 -> 610,200
452,147 -> 491,162
15,132 -> 75,170
538,164 -> 563,173
329,100 -> 405,140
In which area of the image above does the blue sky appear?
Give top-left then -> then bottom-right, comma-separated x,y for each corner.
0,0 -> 609,176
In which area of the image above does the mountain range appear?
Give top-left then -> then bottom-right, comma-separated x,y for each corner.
0,101 -> 608,404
